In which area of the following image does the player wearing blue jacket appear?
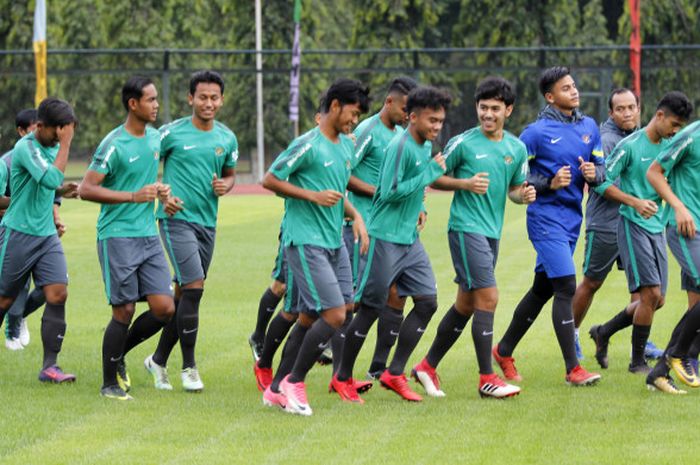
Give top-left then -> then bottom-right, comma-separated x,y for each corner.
493,67 -> 604,386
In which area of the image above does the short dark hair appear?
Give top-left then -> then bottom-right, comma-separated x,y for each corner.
387,76 -> 418,96
321,78 -> 370,113
607,88 -> 639,110
189,70 -> 225,96
122,76 -> 155,112
539,66 -> 571,96
406,86 -> 452,115
37,98 -> 77,128
657,91 -> 693,121
15,108 -> 38,130
474,77 -> 516,106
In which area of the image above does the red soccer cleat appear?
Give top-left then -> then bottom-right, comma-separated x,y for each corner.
565,365 -> 601,386
329,374 -> 364,404
379,370 -> 423,402
478,373 -> 521,398
254,361 -> 273,392
492,345 -> 523,382
38,365 -> 76,384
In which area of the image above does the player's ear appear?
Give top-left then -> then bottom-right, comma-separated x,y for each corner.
504,105 -> 514,118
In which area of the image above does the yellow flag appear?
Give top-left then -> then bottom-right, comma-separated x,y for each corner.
33,0 -> 47,107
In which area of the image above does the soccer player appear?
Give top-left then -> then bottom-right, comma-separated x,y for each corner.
142,70 -> 237,392
412,77 -> 535,399
261,78 -> 370,415
79,76 -> 175,400
2,109 -> 76,350
646,112 -> 700,394
345,76 -> 418,379
492,66 -> 603,386
0,98 -> 77,383
588,92 -> 692,373
332,86 -> 450,403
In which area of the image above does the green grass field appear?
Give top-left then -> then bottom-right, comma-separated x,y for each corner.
1,193 -> 697,465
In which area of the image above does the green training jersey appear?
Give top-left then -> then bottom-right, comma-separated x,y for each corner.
0,157 -> 7,199
594,130 -> 668,234
657,120 -> 700,229
156,117 -> 238,227
89,125 -> 161,240
349,113 -> 403,223
269,127 -> 354,249
1,133 -> 64,236
368,130 -> 444,245
443,127 -> 528,239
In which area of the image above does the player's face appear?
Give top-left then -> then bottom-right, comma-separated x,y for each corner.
476,98 -> 512,136
656,111 -> 686,139
410,106 -> 445,142
609,91 -> 639,131
189,82 -> 223,122
34,122 -> 59,147
545,75 -> 579,111
333,102 -> 362,134
386,94 -> 409,126
17,122 -> 37,137
131,84 -> 159,123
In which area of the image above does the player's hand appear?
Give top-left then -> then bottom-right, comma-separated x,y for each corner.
58,182 -> 80,199
520,182 -> 536,204
155,182 -> 171,202
578,157 -> 596,182
133,184 -> 158,203
675,204 -> 697,238
163,196 -> 184,216
550,166 -> 572,190
433,152 -> 446,171
417,210 -> 428,232
311,190 -> 343,207
634,199 -> 658,219
54,216 -> 67,237
211,174 -> 228,197
464,172 -> 490,194
352,215 -> 370,255
56,123 -> 75,146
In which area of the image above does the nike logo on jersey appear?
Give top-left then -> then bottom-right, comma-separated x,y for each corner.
182,328 -> 198,335
184,145 -> 196,150
550,137 -> 562,144
561,319 -> 574,325
641,157 -> 651,162
129,156 -> 140,163
416,160 -> 422,166
476,154 -> 489,159
324,160 -> 334,167
354,330 -> 368,338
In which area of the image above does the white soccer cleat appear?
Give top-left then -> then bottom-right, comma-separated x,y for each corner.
279,375 -> 312,416
479,373 -> 521,398
411,358 -> 446,397
5,337 -> 24,351
19,318 -> 30,346
144,354 -> 173,390
181,367 -> 204,392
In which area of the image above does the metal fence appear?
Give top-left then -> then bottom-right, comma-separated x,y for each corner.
1,45 -> 699,179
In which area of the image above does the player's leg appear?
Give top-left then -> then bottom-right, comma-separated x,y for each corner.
366,285 -> 405,379
4,279 -> 28,350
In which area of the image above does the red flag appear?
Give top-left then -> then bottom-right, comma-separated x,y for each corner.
629,0 -> 641,98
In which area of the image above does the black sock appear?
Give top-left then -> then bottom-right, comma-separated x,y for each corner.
498,272 -> 552,357
688,332 -> 700,360
0,307 -> 8,326
102,318 -> 129,388
649,312 -> 689,379
331,311 -> 353,374
259,312 -> 295,368
270,323 -> 308,392
670,302 -> 700,358
288,318 -> 337,383
41,303 -> 66,369
23,288 -> 46,318
253,288 -> 282,342
472,309 -> 495,375
551,275 -> 578,373
177,288 -> 203,369
388,296 -> 437,376
599,308 -> 633,339
368,306 -> 403,374
6,312 -> 21,339
336,304 -> 379,381
425,305 -> 470,368
123,310 -> 168,355
152,298 -> 179,366
631,324 -> 651,365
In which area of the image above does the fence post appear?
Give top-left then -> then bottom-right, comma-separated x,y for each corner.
162,49 -> 171,123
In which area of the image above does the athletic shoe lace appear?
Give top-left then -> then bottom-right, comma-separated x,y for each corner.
185,368 -> 199,382
290,381 -> 308,404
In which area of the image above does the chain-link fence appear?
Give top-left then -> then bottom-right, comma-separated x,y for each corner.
1,45 -> 699,178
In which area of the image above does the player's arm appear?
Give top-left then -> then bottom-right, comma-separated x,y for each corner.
212,167 -> 236,197
0,196 -> 9,209
347,175 -> 375,197
584,131 -> 606,186
79,170 -> 158,204
647,161 -> 695,237
262,172 -> 342,207
507,150 -> 535,204
344,198 -> 369,255
595,146 -> 656,219
379,150 -> 445,203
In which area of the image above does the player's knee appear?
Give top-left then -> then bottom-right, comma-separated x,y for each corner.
280,310 -> 298,322
655,295 -> 666,310
642,287 -> 663,308
532,272 -> 554,300
413,295 -> 438,319
45,287 -> 68,305
584,277 -> 603,293
551,275 -> 576,298
270,281 -> 286,296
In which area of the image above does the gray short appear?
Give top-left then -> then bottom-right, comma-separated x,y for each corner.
342,225 -> 360,285
355,237 -> 437,309
286,244 -> 353,313
0,228 -> 68,298
270,232 -> 287,284
617,218 -> 668,294
159,218 -> 216,285
666,227 -> 700,293
97,236 -> 173,306
448,231 -> 499,291
283,262 -> 301,313
582,229 -> 622,281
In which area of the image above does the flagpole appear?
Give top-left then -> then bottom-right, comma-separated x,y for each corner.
255,0 -> 265,183
33,0 -> 47,107
289,0 -> 302,138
